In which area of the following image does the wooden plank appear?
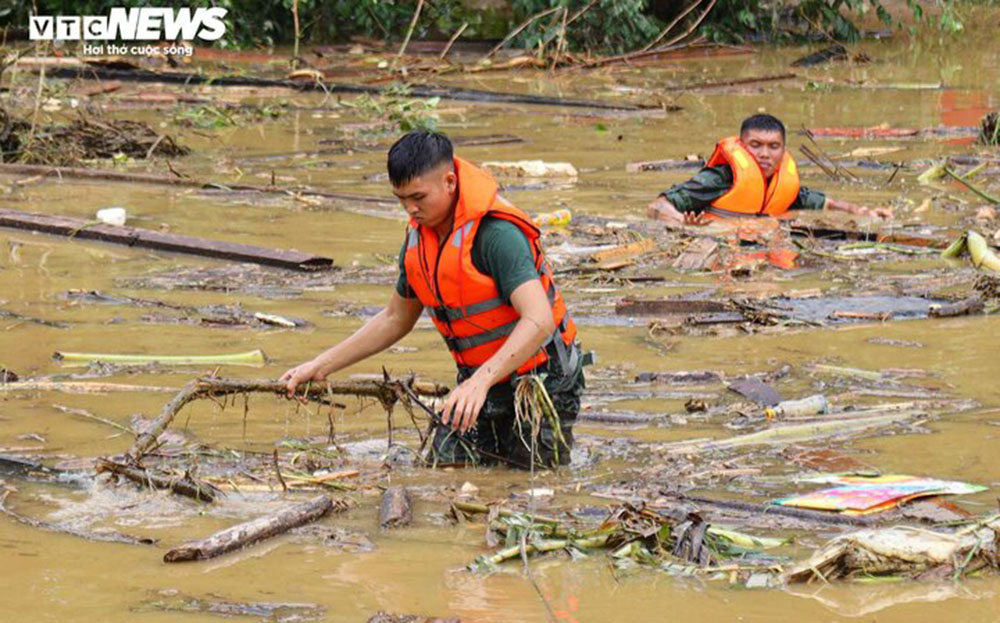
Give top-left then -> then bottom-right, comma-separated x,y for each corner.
0,208 -> 333,271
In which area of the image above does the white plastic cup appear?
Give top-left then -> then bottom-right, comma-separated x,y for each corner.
96,207 -> 127,227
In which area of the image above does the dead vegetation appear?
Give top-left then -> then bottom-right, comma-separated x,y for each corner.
0,107 -> 188,165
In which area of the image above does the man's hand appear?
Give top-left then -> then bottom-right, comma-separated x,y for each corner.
647,196 -> 685,223
683,210 -> 710,226
825,198 -> 893,221
280,359 -> 326,397
440,374 -> 491,435
857,206 -> 894,220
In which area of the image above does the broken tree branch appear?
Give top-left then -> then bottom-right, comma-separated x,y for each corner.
639,0 -> 705,53
439,22 -> 469,60
395,0 -> 425,62
96,458 -> 219,502
484,6 -> 564,61
124,377 -> 448,465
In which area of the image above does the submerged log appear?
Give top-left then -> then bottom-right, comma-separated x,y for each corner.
0,207 -> 332,271
164,494 -> 335,562
379,486 -> 413,529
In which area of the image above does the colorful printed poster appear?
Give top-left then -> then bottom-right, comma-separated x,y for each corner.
774,474 -> 986,515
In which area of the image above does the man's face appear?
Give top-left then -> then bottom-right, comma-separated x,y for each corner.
740,129 -> 785,179
392,163 -> 457,230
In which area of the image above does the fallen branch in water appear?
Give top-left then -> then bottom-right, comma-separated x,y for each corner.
163,494 -> 338,562
125,376 -> 448,465
95,458 -> 219,503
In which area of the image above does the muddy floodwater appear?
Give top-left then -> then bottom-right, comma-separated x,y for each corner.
2,13 -> 1000,623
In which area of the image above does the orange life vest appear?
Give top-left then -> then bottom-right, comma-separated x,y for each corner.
704,136 -> 800,219
402,157 -> 577,377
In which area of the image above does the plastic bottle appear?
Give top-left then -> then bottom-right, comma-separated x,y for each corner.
764,394 -> 828,419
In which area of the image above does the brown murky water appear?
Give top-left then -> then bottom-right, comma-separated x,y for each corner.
2,11 -> 1000,622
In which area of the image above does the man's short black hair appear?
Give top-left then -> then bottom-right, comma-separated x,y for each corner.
387,130 -> 454,187
740,114 -> 786,141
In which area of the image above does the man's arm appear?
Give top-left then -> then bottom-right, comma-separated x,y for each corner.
281,291 -> 424,394
648,165 -> 732,223
440,279 -> 555,434
823,197 -> 893,220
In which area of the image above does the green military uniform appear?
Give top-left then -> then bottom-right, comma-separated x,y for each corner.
396,216 -> 585,468
661,164 -> 827,213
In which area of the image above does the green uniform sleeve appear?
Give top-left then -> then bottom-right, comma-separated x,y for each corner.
791,187 -> 827,211
395,238 -> 416,299
471,217 -> 540,303
662,165 -> 733,213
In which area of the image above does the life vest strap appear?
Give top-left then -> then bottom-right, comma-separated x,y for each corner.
443,319 -> 519,352
431,296 -> 505,322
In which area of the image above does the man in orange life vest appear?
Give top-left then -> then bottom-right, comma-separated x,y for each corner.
647,114 -> 894,223
282,131 -> 585,469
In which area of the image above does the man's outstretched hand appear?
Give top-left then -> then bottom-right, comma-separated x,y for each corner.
280,360 -> 326,397
439,374 -> 491,435
858,206 -> 894,220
